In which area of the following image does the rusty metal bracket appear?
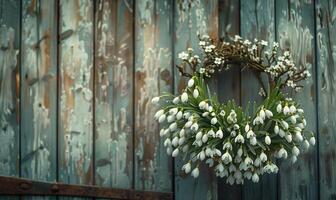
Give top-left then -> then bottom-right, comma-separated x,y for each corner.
0,176 -> 173,200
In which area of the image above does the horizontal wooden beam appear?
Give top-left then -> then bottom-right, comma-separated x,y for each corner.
0,176 -> 173,199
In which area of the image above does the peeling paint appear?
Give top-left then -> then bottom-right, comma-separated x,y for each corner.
0,25 -> 19,176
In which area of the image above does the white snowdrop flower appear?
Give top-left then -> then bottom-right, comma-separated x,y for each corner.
265,135 -> 271,145
154,109 -> 164,119
290,115 -> 297,124
185,121 -> 193,128
202,134 -> 208,143
310,137 -> 316,145
285,134 -> 292,143
164,138 -> 171,147
198,150 -> 206,161
172,137 -> 179,147
182,162 -> 191,174
233,124 -> 240,130
167,115 -> 175,123
210,112 -> 216,116
188,78 -> 195,87
297,108 -> 304,114
178,137 -> 185,145
265,110 -> 273,118
199,101 -> 206,109
274,124 -> 279,134
166,147 -> 172,155
220,110 -> 226,116
250,137 -> 257,146
222,151 -> 232,164
244,157 -> 253,166
178,51 -> 189,60
294,131 -> 303,142
182,145 -> 189,153
235,134 -> 245,144
208,106 -> 213,112
223,142 -> 232,151
191,167 -> 200,178
260,152 -> 267,162
211,117 -> 218,125
254,158 -> 261,167
181,92 -> 188,102
216,129 -> 223,139
234,171 -> 242,180
191,123 -> 199,131
244,171 -> 253,180
263,163 -> 278,174
179,129 -> 185,137
195,140 -> 202,147
163,129 -> 170,136
202,112 -> 209,117
206,158 -> 215,167
193,89 -> 199,98
245,124 -> 250,133
253,116 -> 264,125
227,176 -> 235,185
196,131 -> 203,140
158,114 -> 166,123
237,148 -> 243,157
216,163 -> 224,173
290,105 -> 297,113
247,130 -> 255,139
260,109 -> 266,120
252,173 -> 259,183
281,120 -> 289,130
173,97 -> 180,104
176,111 -> 183,120
303,119 -> 307,126
151,96 -> 160,104
283,105 -> 290,115
239,162 -> 247,171
229,164 -> 236,173
207,129 -> 215,137
172,148 -> 179,157
279,129 -> 286,138
278,147 -> 288,159
183,112 -> 191,119
205,148 -> 213,157
230,131 -> 237,137
303,140 -> 310,149
291,155 -> 297,163
214,149 -> 222,157
159,129 -> 165,137
169,122 -> 177,131
277,103 -> 282,113
297,123 -> 304,129
292,146 -> 300,156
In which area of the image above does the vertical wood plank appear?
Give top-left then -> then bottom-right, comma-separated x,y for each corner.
21,0 -> 57,185
275,1 -> 319,199
240,0 -> 277,200
218,0 -> 242,199
134,0 -> 172,192
174,0 -> 218,199
94,0 -> 133,189
316,0 -> 336,199
0,0 -> 20,179
58,0 -> 94,188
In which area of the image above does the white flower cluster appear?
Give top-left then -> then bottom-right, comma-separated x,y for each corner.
152,76 -> 315,185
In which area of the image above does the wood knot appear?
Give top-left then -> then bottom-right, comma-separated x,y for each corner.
18,181 -> 31,191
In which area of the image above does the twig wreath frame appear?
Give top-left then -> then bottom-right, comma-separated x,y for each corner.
152,35 -> 316,185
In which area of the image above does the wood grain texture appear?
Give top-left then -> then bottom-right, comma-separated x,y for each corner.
134,0 -> 172,192
0,0 -> 20,178
240,0 -> 277,200
217,0 -> 241,199
94,0 -> 133,189
276,1 -> 318,199
21,0 -> 57,184
58,0 -> 94,186
174,0 -> 218,199
316,0 -> 336,199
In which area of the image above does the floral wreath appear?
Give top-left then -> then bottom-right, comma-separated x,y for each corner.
152,35 -> 315,185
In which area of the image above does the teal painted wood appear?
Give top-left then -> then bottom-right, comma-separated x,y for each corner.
218,0 -> 241,199
0,0 -> 20,178
21,0 -> 57,183
94,0 -> 133,189
58,0 -> 94,189
240,0 -> 277,200
174,0 -> 218,199
275,1 -> 318,199
315,0 -> 336,199
134,0 -> 172,192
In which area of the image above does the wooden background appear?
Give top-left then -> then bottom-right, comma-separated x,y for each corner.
0,0 -> 335,199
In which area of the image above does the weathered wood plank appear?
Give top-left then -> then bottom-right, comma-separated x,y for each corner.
21,0 -> 57,184
315,0 -> 336,199
134,0 -> 172,192
218,0 -> 241,199
58,0 -> 94,189
275,1 -> 319,199
240,0 -> 277,200
0,0 -> 20,178
174,0 -> 218,199
94,0 -> 133,190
